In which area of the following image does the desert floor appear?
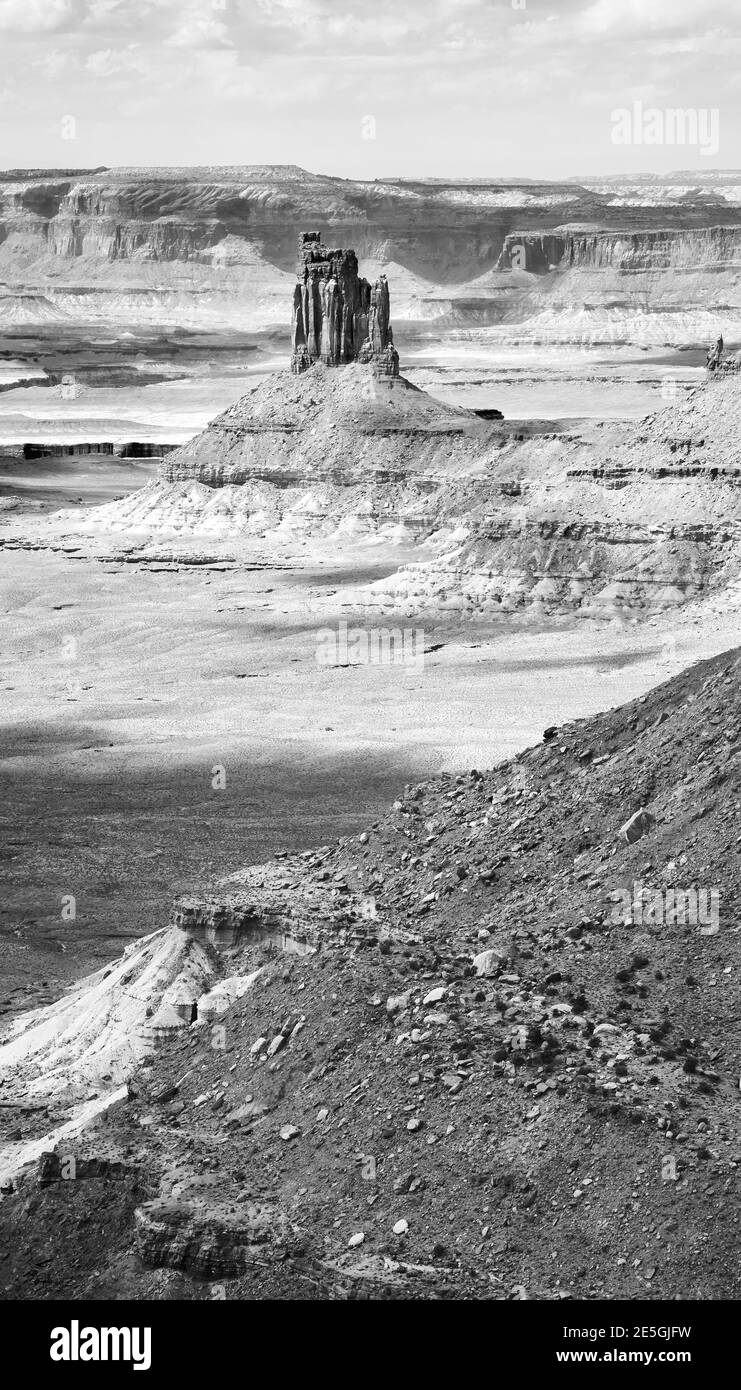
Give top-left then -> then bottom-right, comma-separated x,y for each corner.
0,330 -> 737,1016
2,525 -> 739,1019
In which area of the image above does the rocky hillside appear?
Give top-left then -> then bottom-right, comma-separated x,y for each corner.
80,362 -> 741,623
356,368 -> 741,620
2,166 -> 741,334
163,362 -> 486,486
0,647 -> 738,1299
74,361 -> 496,544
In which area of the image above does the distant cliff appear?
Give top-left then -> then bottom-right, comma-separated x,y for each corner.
498,226 -> 741,273
2,166 -> 741,334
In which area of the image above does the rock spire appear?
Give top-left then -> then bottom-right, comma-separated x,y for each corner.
290,231 -> 399,377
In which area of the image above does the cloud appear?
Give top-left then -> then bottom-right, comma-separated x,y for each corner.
0,0 -> 87,33
578,0 -> 732,38
166,16 -> 233,50
0,0 -> 739,173
32,49 -> 79,79
85,47 -> 134,77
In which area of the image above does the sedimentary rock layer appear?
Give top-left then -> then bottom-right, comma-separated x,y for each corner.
162,361 -> 483,487
3,166 -> 741,332
153,365 -> 741,620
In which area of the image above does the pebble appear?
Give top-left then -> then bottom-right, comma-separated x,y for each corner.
393,1173 -> 414,1193
348,1232 -> 365,1247
386,993 -> 411,1016
393,1219 -> 409,1235
473,948 -> 503,977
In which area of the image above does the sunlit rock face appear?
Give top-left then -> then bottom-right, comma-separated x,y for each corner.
290,231 -> 399,377
3,168 -> 741,334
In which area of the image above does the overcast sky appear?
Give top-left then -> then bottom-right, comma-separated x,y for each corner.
0,0 -> 738,177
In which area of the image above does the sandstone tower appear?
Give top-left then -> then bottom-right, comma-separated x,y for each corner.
290,231 -> 399,378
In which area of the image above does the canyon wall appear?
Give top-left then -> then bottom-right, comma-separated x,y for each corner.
2,167 -> 741,334
498,226 -> 741,273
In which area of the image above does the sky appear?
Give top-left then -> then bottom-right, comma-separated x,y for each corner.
0,0 -> 739,177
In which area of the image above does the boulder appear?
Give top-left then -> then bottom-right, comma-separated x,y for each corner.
619,807 -> 656,844
386,992 -> 411,1015
472,948 -> 505,977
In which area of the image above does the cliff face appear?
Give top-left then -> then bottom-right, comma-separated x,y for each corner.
3,166 -> 741,331
499,226 -> 741,273
290,232 -> 398,376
